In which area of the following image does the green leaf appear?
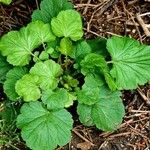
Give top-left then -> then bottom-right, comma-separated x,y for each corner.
59,37 -> 73,56
77,74 -> 104,105
51,10 -> 83,41
107,36 -> 150,90
30,60 -> 63,90
0,0 -> 12,5
77,85 -> 125,131
77,103 -> 94,126
39,51 -> 49,60
0,102 -> 17,125
87,37 -> 108,57
92,85 -> 125,131
74,40 -> 91,63
17,101 -> 73,150
63,75 -> 79,88
15,74 -> 41,102
42,88 -> 69,109
0,54 -> 12,83
81,53 -> 117,90
46,39 -> 61,58
32,0 -> 73,23
4,67 -> 28,101
0,21 -> 55,66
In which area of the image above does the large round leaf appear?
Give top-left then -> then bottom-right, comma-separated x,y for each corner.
0,21 -> 55,66
51,10 -> 83,41
77,84 -> 125,131
107,36 -> 150,90
17,101 -> 73,150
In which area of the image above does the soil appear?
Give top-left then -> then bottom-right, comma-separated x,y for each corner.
0,0 -> 150,150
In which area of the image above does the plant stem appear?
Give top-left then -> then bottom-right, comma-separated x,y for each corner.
107,61 -> 113,64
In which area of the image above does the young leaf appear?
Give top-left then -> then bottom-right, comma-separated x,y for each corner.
32,0 -> 73,23
77,85 -> 125,131
77,103 -> 94,126
39,51 -> 49,60
4,67 -> 28,101
30,60 -> 63,90
15,74 -> 41,102
59,37 -> 73,56
0,54 -> 12,83
0,21 -> 55,66
81,53 -> 116,90
77,74 -> 104,105
74,40 -> 91,63
46,39 -> 61,58
41,88 -> 69,109
51,10 -> 83,41
107,36 -> 150,90
17,101 -> 73,150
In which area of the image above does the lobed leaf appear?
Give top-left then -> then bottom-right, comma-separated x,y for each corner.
77,74 -> 104,105
4,67 -> 28,101
0,21 -> 55,66
107,36 -> 150,90
77,84 -> 125,131
15,74 -> 41,102
81,53 -> 117,90
32,0 -> 73,23
77,103 -> 94,126
59,37 -> 73,56
30,60 -> 63,90
51,10 -> 83,41
17,101 -> 73,150
41,88 -> 69,109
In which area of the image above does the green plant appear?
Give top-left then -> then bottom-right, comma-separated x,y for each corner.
0,101 -> 20,150
0,0 -> 150,149
0,0 -> 12,5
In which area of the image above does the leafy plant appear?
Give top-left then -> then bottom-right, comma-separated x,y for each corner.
0,0 -> 12,5
0,0 -> 150,149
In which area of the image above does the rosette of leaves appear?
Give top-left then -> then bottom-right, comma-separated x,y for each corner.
0,0 -> 150,149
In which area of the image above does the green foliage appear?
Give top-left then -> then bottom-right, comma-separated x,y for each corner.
4,67 -> 28,101
51,10 -> 83,41
0,0 -> 150,149
17,101 -> 73,150
32,0 -> 73,23
59,37 -> 73,56
0,54 -> 12,83
80,53 -> 117,90
41,88 -> 70,109
0,0 -> 12,5
107,36 -> 150,90
77,84 -> 125,131
15,74 -> 41,102
30,60 -> 62,90
0,101 -> 20,149
0,21 -> 55,66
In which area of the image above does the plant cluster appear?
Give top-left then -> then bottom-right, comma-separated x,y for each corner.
0,0 -> 150,149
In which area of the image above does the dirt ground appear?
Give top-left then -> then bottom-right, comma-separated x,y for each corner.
0,0 -> 150,150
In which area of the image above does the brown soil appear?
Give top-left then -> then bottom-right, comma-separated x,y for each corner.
0,0 -> 150,150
